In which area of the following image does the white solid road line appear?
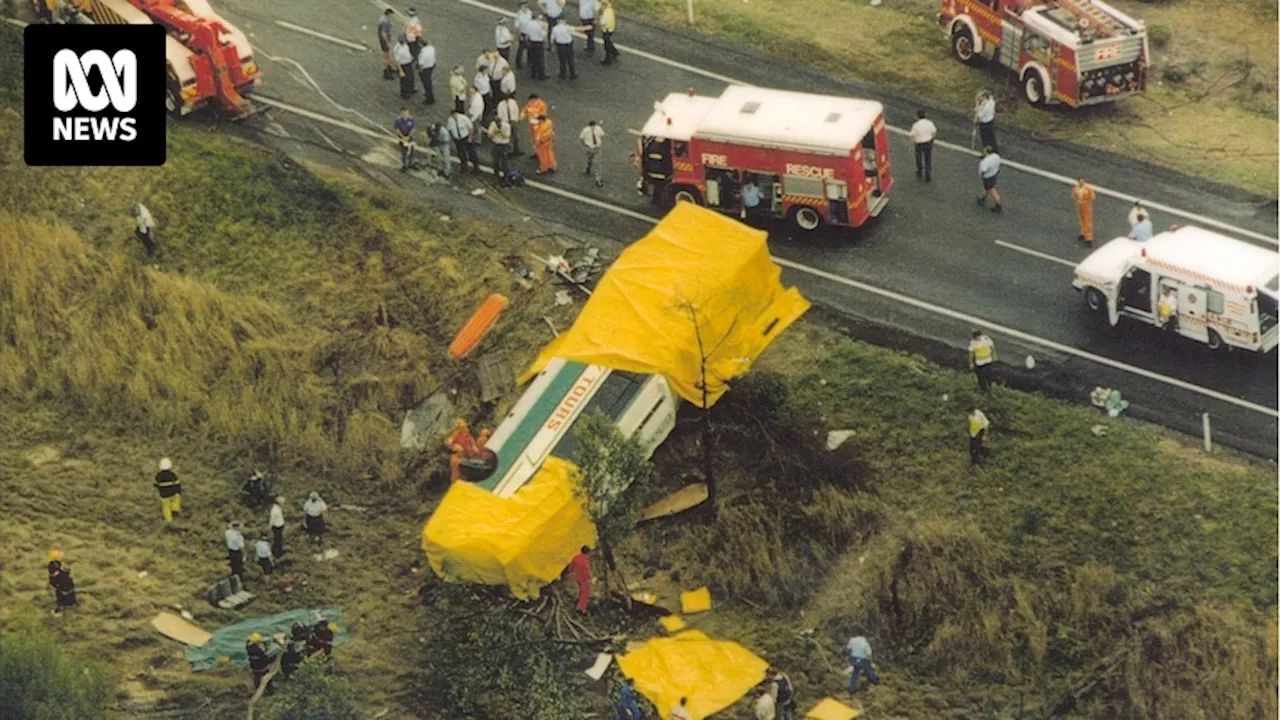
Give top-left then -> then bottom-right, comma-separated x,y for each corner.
994,240 -> 1077,268
274,20 -> 369,52
256,93 -> 1277,420
448,0 -> 1277,248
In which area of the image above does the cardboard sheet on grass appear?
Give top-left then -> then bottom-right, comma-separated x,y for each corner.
617,630 -> 769,720
185,608 -> 348,671
423,456 -> 596,599
521,203 -> 810,408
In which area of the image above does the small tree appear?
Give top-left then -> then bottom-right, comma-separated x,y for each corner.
262,660 -> 359,720
677,297 -> 739,520
0,620 -> 114,720
572,410 -> 654,606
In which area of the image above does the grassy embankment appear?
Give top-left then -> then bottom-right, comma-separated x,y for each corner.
0,26 -> 1275,720
616,0 -> 1279,198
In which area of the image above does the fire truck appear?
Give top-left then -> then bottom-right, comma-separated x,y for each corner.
31,0 -> 262,119
939,0 -> 1148,107
638,86 -> 893,233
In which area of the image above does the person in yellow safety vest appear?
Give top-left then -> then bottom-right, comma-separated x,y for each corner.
968,408 -> 990,466
154,457 -> 182,523
967,330 -> 996,393
598,0 -> 619,65
1158,287 -> 1178,331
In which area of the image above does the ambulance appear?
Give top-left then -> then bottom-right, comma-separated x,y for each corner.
1071,227 -> 1280,352
467,358 -> 678,498
638,86 -> 893,233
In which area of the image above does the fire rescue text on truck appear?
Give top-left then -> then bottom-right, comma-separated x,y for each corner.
1072,226 -> 1280,354
638,87 -> 893,233
939,0 -> 1148,107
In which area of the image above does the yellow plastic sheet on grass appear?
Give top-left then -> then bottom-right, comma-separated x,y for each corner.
617,630 -> 769,720
422,456 -> 596,599
521,203 -> 810,408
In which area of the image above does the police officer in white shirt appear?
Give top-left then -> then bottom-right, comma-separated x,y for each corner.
466,87 -> 486,139
446,109 -> 479,173
497,93 -> 523,156
514,2 -> 534,70
131,202 -> 156,256
578,0 -> 599,54
498,65 -> 517,102
473,66 -> 494,122
579,119 -> 604,186
908,108 -> 937,182
551,17 -> 582,80
417,41 -> 437,105
494,17 -> 514,64
541,0 -> 565,25
524,12 -> 548,80
392,34 -> 416,99
976,146 -> 1002,213
974,90 -> 997,153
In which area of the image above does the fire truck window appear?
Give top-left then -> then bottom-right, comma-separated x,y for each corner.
783,176 -> 824,198
1206,290 -> 1225,315
1024,32 -> 1050,55
861,131 -> 876,150
673,142 -> 689,158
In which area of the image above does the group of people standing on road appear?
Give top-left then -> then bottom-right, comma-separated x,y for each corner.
908,92 -> 1160,243
378,3 -> 616,185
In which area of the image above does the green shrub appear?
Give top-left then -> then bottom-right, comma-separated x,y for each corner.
1147,23 -> 1173,50
263,660 -> 359,720
0,621 -> 114,720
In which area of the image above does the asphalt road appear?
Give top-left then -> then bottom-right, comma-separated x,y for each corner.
9,1 -> 1276,453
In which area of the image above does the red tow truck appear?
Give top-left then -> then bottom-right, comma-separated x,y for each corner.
638,86 -> 893,233
939,0 -> 1148,107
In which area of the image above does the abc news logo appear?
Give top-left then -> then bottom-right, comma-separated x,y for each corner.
25,25 -> 166,166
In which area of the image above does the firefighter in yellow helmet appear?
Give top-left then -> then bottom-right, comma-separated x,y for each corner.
246,632 -> 272,690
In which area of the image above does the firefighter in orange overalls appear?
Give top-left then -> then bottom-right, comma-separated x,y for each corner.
521,93 -> 548,158
533,115 -> 557,175
1072,177 -> 1096,246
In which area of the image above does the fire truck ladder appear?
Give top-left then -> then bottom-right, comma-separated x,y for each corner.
1054,0 -> 1114,38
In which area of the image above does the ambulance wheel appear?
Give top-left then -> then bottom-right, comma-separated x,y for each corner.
1022,71 -> 1047,107
669,187 -> 702,207
1085,288 -> 1105,313
951,28 -> 976,64
790,206 -> 823,232
1206,330 -> 1223,351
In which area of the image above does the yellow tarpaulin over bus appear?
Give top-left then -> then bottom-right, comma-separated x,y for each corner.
521,203 -> 810,408
616,630 -> 769,719
421,456 -> 595,599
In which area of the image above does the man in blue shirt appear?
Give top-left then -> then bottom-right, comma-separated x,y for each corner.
741,175 -> 764,225
1129,210 -> 1154,241
579,0 -> 599,55
394,107 -> 417,171
377,9 -> 395,80
976,146 -> 1003,213
615,677 -> 642,720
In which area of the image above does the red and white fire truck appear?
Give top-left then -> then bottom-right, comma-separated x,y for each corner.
637,87 -> 893,233
939,0 -> 1148,107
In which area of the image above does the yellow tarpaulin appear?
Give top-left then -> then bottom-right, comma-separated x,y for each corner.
421,456 -> 596,599
521,203 -> 810,407
806,698 -> 860,720
616,630 -> 769,719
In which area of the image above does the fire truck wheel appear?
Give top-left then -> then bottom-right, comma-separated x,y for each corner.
1022,72 -> 1047,107
1085,288 -> 1105,313
790,206 -> 823,233
951,28 -> 976,64
669,187 -> 702,207
1206,330 -> 1223,351
165,81 -> 184,120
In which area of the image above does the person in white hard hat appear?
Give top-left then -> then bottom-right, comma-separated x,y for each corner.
154,457 -> 182,523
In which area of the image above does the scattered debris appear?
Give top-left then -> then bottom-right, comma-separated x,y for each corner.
477,351 -> 516,403
336,504 -> 369,512
199,575 -> 255,610
439,215 -> 451,223
680,587 -> 712,614
1025,354 -> 1036,369
137,570 -> 148,579
631,591 -> 658,605
825,430 -> 855,451
542,316 -> 559,338
470,188 -> 486,197
180,609 -> 194,620
400,392 -> 456,450
1090,386 -> 1129,417
554,290 -> 573,306
152,612 -> 213,647
313,548 -> 340,562
584,653 -> 613,680
1091,424 -> 1109,437
659,615 -> 686,633
448,293 -> 510,359
639,483 -> 709,521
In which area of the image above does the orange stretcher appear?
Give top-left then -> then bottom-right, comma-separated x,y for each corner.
448,293 -> 509,359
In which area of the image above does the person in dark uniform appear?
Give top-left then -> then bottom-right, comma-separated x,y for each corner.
280,637 -> 305,679
308,621 -> 337,659
154,457 -> 182,523
51,561 -> 77,616
246,633 -> 273,690
47,549 -> 66,596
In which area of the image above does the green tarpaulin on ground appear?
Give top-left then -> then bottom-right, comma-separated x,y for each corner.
185,607 -> 349,671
